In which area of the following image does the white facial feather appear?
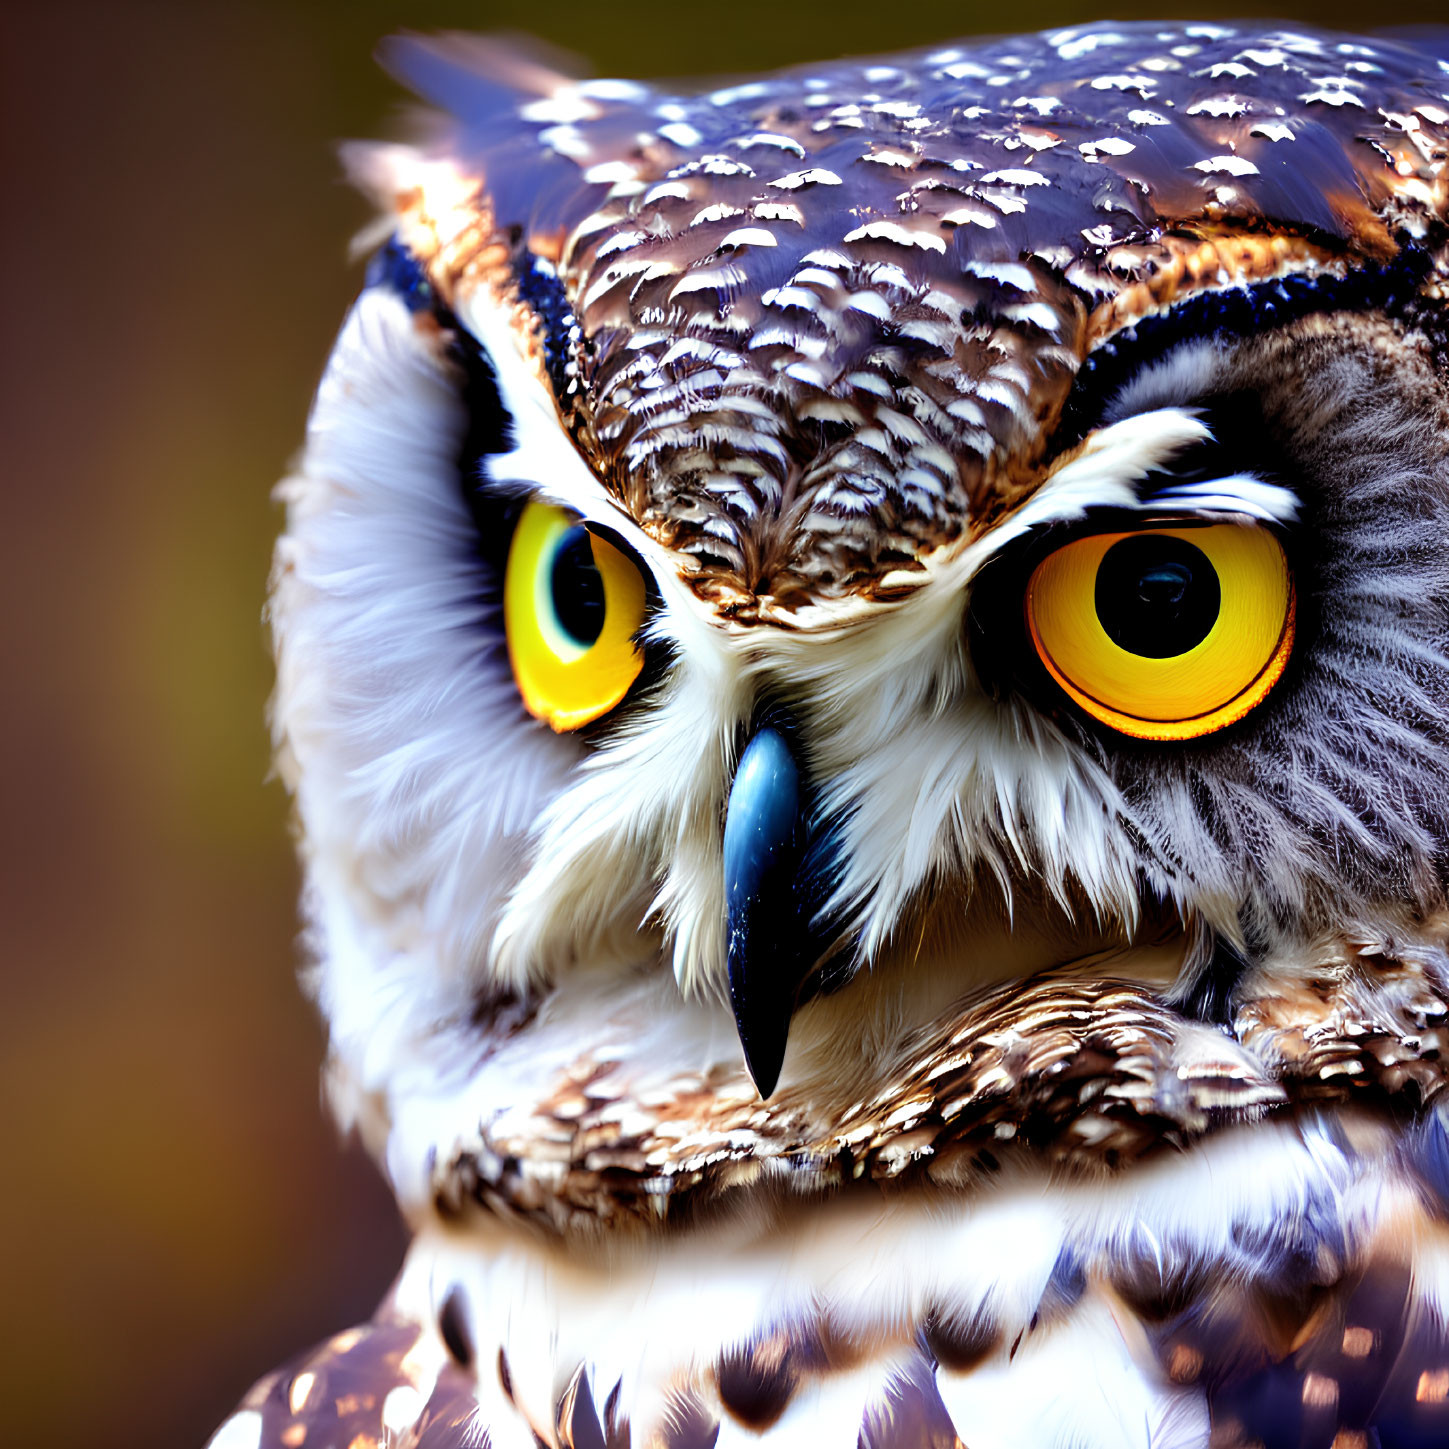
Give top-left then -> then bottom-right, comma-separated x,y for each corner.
271,287 -> 581,1122
273,236 -> 1316,1186
461,271 -> 1250,1007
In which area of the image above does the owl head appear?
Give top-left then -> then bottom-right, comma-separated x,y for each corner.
270,12 -> 1449,1307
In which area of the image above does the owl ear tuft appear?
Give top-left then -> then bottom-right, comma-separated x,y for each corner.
368,33 -> 665,245
378,31 -> 591,119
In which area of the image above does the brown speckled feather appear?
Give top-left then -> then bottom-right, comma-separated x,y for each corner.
385,23 -> 1449,612
430,951 -> 1449,1235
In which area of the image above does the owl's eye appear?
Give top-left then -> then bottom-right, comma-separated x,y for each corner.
1024,522 -> 1294,741
503,501 -> 647,731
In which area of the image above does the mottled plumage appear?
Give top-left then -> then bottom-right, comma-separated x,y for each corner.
215,20 -> 1449,1449
380,23 -> 1448,612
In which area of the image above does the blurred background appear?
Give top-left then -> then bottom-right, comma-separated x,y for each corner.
1,1 -> 1445,1445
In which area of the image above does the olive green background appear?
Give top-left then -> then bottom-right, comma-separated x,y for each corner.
2,2 -> 1444,1445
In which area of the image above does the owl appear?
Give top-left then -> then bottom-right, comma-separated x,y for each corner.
208,19 -> 1449,1449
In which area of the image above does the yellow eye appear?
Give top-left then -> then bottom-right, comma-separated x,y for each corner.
504,501 -> 647,732
1024,523 -> 1294,741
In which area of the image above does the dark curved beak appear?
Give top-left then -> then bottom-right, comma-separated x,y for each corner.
722,722 -> 841,1099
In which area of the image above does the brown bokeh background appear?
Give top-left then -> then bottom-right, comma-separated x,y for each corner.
1,2 -> 1444,1445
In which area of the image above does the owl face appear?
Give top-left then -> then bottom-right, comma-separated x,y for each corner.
271,22 -> 1449,1238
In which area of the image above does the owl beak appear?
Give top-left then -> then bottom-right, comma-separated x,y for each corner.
723,722 -> 837,1099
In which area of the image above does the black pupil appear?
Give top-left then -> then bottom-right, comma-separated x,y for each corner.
550,525 -> 606,647
1094,534 -> 1220,659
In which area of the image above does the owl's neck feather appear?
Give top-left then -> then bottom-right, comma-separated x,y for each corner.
383,1112 -> 1449,1448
